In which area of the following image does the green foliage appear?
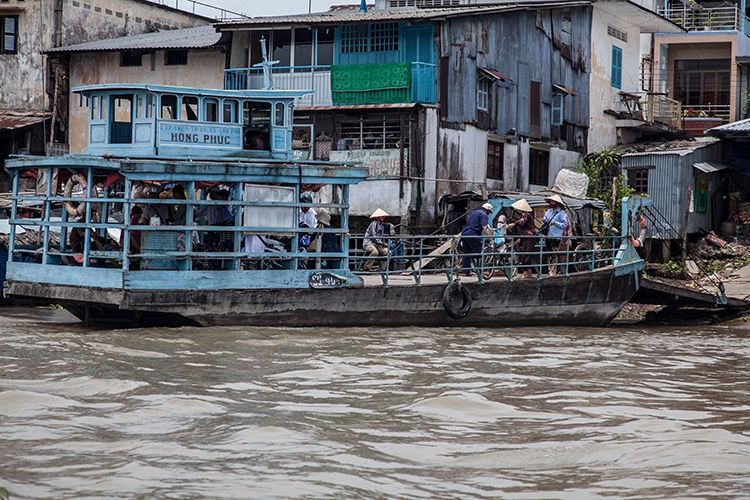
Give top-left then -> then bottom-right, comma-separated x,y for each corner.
575,148 -> 634,231
666,259 -> 686,275
0,486 -> 9,500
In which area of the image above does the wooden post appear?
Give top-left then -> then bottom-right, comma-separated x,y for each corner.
681,184 -> 692,266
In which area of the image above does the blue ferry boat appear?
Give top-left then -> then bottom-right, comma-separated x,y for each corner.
3,83 -> 648,328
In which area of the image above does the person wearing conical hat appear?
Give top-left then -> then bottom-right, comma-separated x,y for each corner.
507,198 -> 535,278
542,193 -> 570,275
363,208 -> 395,272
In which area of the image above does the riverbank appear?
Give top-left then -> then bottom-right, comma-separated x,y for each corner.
617,254 -> 750,326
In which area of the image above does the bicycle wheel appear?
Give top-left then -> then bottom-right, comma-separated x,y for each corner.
482,241 -> 496,279
571,242 -> 594,272
393,223 -> 416,270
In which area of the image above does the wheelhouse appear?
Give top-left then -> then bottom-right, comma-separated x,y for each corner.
76,84 -> 311,160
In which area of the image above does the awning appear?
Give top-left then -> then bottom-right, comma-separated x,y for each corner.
0,112 -> 51,131
553,84 -> 578,96
693,161 -> 733,173
478,67 -> 512,82
299,103 -> 419,111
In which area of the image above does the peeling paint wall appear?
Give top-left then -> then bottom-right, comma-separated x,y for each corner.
68,48 -> 226,153
0,0 -> 209,114
588,5 -> 643,151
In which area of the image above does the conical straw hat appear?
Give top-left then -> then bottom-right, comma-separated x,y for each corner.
511,198 -> 532,212
370,208 -> 389,218
544,194 -> 565,206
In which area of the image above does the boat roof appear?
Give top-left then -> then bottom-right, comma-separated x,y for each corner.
72,83 -> 312,100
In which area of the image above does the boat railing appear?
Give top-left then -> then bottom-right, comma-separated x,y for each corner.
10,208 -> 629,286
347,232 -> 627,285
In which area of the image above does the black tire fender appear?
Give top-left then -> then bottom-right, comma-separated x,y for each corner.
443,281 -> 471,320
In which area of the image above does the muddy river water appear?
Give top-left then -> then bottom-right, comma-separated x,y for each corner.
1,308 -> 749,499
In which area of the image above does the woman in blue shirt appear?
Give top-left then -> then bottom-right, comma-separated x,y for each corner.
542,194 -> 569,275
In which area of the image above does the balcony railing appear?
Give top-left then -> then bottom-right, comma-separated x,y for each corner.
647,94 -> 682,129
659,5 -> 749,33
224,62 -> 437,107
225,66 -> 333,107
619,92 -> 729,130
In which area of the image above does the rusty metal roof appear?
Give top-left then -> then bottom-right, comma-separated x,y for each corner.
217,1 -> 593,29
44,25 -> 224,54
0,111 -> 51,131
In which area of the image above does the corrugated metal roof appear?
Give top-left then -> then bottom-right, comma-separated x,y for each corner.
693,161 -> 733,173
44,25 -> 223,54
0,112 -> 51,131
217,1 -> 592,29
705,118 -> 750,139
619,137 -> 719,156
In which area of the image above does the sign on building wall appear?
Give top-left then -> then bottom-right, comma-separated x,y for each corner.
329,148 -> 409,179
695,178 -> 709,213
159,123 -> 241,149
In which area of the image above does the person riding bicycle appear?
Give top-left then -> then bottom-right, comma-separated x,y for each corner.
363,208 -> 395,272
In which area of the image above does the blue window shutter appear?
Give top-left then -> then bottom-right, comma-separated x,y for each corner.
417,26 -> 433,64
551,92 -> 564,126
611,46 -> 622,89
403,28 -> 418,62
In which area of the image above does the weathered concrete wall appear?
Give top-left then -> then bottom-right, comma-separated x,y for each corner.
419,107 -> 440,223
349,179 -> 412,219
435,124 -> 488,215
588,6 -> 644,151
68,48 -> 225,153
60,0 -> 210,46
0,0 -> 209,113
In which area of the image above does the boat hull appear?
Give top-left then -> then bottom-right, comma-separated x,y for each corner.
5,266 -> 638,328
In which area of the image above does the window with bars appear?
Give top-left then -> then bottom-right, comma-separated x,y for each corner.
120,51 -> 142,67
341,25 -> 369,54
528,149 -> 549,186
165,49 -> 188,66
1,15 -> 17,54
338,119 -> 406,150
487,141 -> 504,180
627,168 -> 650,193
371,23 -> 398,51
341,23 -> 398,54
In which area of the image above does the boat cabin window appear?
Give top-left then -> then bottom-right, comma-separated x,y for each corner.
135,93 -> 153,119
243,101 -> 272,150
182,96 -> 199,121
161,94 -> 178,119
223,100 -> 238,123
110,94 -> 133,144
90,95 -> 107,121
205,98 -> 219,122
243,101 -> 271,127
90,96 -> 99,120
275,102 -> 285,127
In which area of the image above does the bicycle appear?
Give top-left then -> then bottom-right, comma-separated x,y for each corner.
482,221 -> 518,280
570,227 -> 620,272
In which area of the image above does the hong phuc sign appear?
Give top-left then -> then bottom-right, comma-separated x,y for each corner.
159,123 -> 241,148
